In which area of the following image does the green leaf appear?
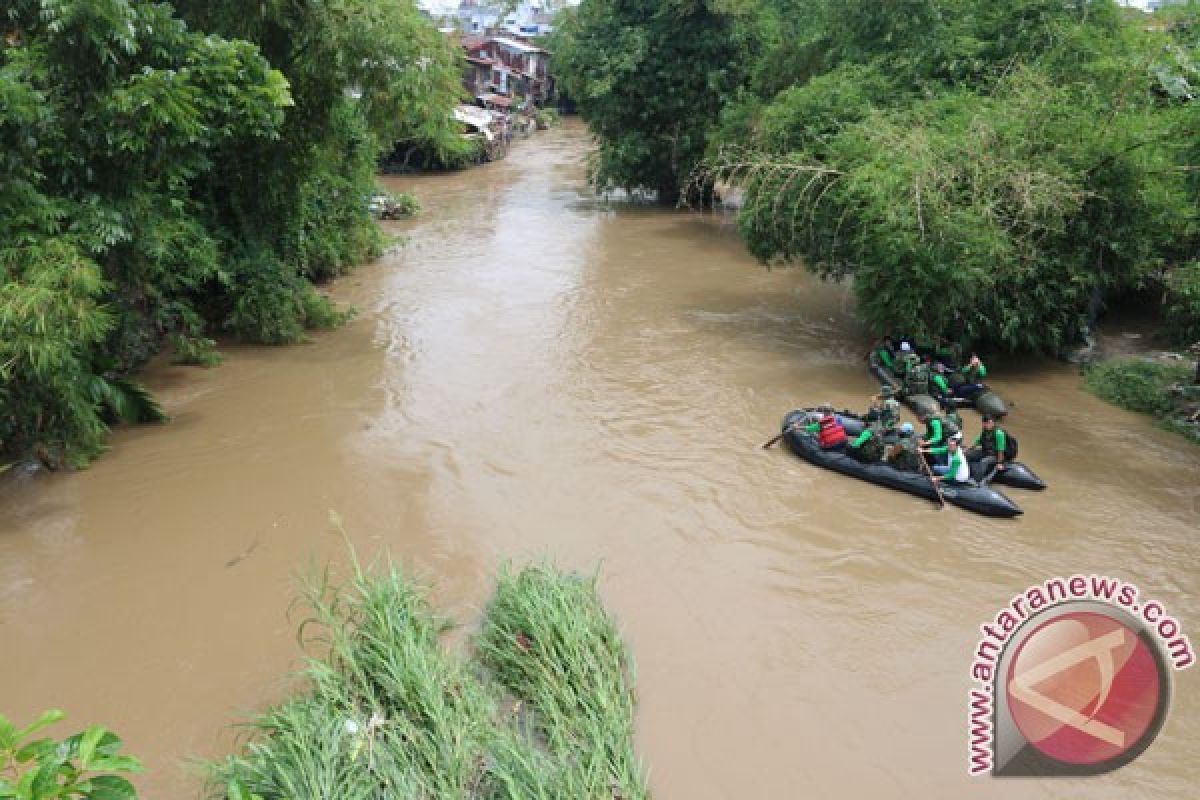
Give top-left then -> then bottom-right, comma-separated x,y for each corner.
15,711 -> 65,743
227,777 -> 263,800
76,728 -> 106,770
0,714 -> 16,751
14,739 -> 56,765
84,775 -> 138,800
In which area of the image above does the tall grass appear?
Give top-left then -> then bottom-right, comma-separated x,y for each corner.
478,566 -> 647,800
211,562 -> 647,799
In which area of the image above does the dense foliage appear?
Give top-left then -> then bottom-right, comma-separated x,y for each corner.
1,0 -> 463,467
556,0 -> 1200,352
550,0 -> 754,203
1,710 -> 142,799
213,562 -> 646,799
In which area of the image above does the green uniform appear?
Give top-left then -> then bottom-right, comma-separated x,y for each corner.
931,373 -> 951,397
961,360 -> 988,384
849,426 -> 885,462
921,416 -> 945,448
974,427 -> 1008,459
927,444 -> 970,483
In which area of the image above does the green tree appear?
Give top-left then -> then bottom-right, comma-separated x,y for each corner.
552,0 -> 754,203
707,0 -> 1197,353
1,0 -> 288,466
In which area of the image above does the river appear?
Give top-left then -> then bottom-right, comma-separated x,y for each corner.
2,121 -> 1198,798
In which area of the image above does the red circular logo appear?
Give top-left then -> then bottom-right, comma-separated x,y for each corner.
1005,611 -> 1164,766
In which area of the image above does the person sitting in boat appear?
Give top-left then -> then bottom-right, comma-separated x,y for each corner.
864,394 -> 883,424
930,362 -> 953,401
897,341 -> 919,376
954,354 -> 988,397
933,337 -> 962,370
805,405 -> 848,451
944,403 -> 963,436
886,423 -> 921,471
922,434 -> 971,484
847,419 -> 886,463
879,385 -> 901,430
873,336 -> 896,371
906,356 -> 932,397
919,408 -> 946,453
967,414 -> 1012,473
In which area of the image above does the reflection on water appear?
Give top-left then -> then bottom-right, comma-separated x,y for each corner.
1,121 -> 1198,799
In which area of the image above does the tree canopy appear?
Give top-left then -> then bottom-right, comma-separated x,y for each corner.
557,0 -> 1200,352
550,0 -> 755,203
1,0 -> 464,467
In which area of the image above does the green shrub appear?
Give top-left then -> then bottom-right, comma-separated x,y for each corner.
535,108 -> 561,129
300,288 -> 354,331
171,335 -> 224,367
390,192 -> 421,217
1164,262 -> 1200,348
1083,359 -> 1190,415
0,710 -> 142,800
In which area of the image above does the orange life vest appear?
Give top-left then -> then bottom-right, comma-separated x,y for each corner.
817,415 -> 847,448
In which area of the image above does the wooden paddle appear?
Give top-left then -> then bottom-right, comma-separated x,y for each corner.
917,449 -> 946,510
761,419 -> 807,450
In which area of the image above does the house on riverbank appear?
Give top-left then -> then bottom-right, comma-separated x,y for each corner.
460,34 -> 553,106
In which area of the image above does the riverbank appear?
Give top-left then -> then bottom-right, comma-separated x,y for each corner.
1084,357 -> 1200,445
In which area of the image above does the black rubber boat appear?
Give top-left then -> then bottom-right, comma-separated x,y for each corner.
837,415 -> 1046,491
967,457 -> 1046,491
868,352 -> 1008,418
782,410 -> 1023,517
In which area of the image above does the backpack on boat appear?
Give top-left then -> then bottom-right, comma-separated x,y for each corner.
1003,432 -> 1018,459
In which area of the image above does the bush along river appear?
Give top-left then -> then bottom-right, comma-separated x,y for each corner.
1,121 -> 1199,799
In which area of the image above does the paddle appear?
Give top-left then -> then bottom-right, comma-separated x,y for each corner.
916,449 -> 946,510
761,419 -> 807,450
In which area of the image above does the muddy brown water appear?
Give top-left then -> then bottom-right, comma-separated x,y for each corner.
2,121 -> 1199,798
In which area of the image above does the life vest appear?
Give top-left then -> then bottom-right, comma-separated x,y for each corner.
817,415 -> 847,448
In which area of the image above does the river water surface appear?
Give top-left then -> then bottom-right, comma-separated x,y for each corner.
2,122 -> 1199,798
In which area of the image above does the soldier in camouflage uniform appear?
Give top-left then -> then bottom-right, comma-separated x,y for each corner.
879,385 -> 901,431
886,423 -> 921,472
